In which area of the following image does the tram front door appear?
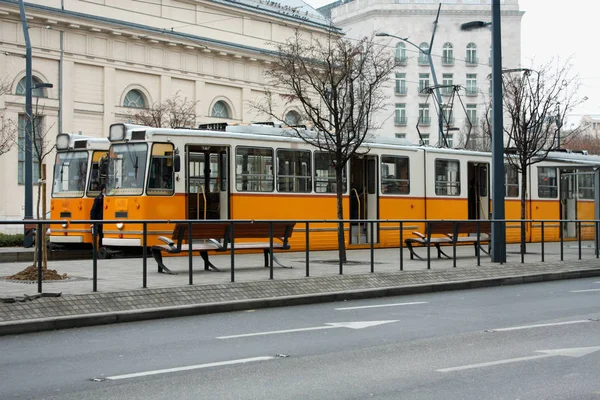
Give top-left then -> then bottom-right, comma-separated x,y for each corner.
350,155 -> 378,244
186,146 -> 229,220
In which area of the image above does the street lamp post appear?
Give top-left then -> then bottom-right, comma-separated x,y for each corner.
376,3 -> 445,146
461,0 -> 506,263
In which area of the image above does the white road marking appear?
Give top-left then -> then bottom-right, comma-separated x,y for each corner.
106,356 -> 274,380
571,289 -> 600,293
437,346 -> 600,373
489,320 -> 591,332
217,320 -> 398,339
335,302 -> 428,310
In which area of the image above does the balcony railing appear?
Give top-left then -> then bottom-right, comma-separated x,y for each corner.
395,56 -> 408,66
418,57 -> 429,66
442,56 -> 454,66
466,88 -> 478,96
418,116 -> 431,125
394,117 -> 407,126
465,57 -> 478,66
395,86 -> 408,95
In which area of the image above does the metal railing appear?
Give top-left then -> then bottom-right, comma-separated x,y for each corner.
1,218 -> 599,294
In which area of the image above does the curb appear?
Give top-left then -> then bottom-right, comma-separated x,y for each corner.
2,268 -> 600,336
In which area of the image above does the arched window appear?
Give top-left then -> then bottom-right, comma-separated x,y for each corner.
211,100 -> 231,118
418,42 -> 429,65
284,111 -> 301,126
466,43 -> 477,65
395,42 -> 407,65
442,42 -> 454,65
15,76 -> 47,98
123,89 -> 146,108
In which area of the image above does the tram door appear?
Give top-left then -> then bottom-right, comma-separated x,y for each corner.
349,155 -> 378,244
560,172 -> 577,238
186,146 -> 229,220
467,162 -> 490,220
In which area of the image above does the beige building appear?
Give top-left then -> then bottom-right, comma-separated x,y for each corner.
326,0 -> 524,147
0,0 -> 335,229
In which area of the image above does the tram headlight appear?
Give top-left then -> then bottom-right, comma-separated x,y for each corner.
116,222 -> 124,230
61,222 -> 68,228
56,134 -> 70,150
109,123 -> 126,142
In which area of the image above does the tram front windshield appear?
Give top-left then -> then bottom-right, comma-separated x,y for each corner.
107,143 -> 148,195
52,151 -> 89,198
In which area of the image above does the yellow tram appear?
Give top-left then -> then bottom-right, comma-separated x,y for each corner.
100,122 -> 600,252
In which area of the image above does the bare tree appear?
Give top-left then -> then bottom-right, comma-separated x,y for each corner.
483,59 -> 586,253
0,79 -> 17,156
564,131 -> 600,155
249,30 -> 396,261
127,92 -> 198,128
9,98 -> 62,281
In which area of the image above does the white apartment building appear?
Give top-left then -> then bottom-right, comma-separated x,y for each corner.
0,0 -> 335,228
327,0 -> 523,147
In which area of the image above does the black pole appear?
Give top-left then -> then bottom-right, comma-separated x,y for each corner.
37,222 -> 42,293
188,221 -> 193,285
399,222 -> 403,271
142,222 -> 147,288
305,222 -> 310,277
92,223 -> 98,292
18,0 -> 34,248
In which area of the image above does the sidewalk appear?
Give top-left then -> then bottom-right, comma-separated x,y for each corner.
1,242 -> 600,336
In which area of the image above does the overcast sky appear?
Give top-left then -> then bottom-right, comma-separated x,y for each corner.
303,0 -> 599,117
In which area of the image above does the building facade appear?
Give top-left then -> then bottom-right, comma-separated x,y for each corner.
327,0 -> 524,147
0,0 -> 335,229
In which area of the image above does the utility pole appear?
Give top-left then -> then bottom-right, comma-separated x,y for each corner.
18,0 -> 34,248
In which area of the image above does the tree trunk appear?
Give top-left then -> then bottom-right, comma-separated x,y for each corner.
336,164 -> 347,263
520,167 -> 528,254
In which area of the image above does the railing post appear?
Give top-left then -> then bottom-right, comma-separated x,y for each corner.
426,221 -> 431,270
370,221 -> 374,273
269,221 -> 274,280
142,222 -> 147,288
92,222 -> 98,292
230,221 -> 235,283
578,221 -> 582,260
541,221 -> 544,262
521,219 -> 525,264
188,221 -> 193,285
305,221 -> 310,277
37,222 -> 42,293
399,221 -> 403,271
452,221 -> 457,268
596,220 -> 599,259
339,221 -> 344,275
560,220 -> 564,261
476,220 -> 481,267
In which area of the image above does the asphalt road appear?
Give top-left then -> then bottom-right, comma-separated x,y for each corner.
2,278 -> 599,399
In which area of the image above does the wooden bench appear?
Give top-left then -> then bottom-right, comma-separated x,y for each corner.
404,220 -> 491,260
151,222 -> 295,275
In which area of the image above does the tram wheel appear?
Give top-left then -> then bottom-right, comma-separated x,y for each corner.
98,247 -> 112,259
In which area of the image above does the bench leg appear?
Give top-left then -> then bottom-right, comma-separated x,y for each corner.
263,249 -> 292,268
151,248 -> 177,275
405,241 -> 423,261
200,251 -> 221,272
435,244 -> 451,259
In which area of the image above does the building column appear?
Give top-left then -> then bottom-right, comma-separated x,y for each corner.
196,80 -> 205,120
61,60 -> 75,134
103,66 -> 115,136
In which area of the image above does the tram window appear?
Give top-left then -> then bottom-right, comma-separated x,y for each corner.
434,159 -> 460,196
314,151 -> 346,193
505,164 -> 519,198
381,155 -> 410,194
107,143 -> 148,195
538,167 -> 558,198
578,173 -> 595,199
276,149 -> 312,193
87,151 -> 108,196
235,147 -> 274,192
52,151 -> 89,198
147,143 -> 175,195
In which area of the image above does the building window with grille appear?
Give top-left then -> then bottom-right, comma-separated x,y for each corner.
211,100 -> 231,119
395,73 -> 407,95
395,133 -> 406,140
446,134 -> 453,148
466,43 -> 478,65
421,133 -> 430,146
395,42 -> 407,65
418,42 -> 429,65
442,74 -> 453,96
15,76 -> 48,98
284,110 -> 301,126
418,73 -> 430,95
123,89 -> 146,108
419,104 -> 431,125
17,114 -> 43,185
466,74 -> 478,95
442,43 -> 454,65
395,104 -> 407,126
442,106 -> 454,126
